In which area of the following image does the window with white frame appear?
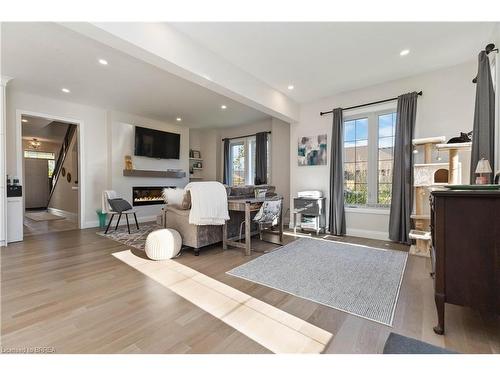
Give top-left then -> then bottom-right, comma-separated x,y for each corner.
343,109 -> 396,208
229,135 -> 270,186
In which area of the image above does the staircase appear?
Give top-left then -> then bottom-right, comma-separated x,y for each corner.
48,124 -> 77,205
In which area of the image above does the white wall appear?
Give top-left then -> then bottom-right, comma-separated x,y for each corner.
292,61 -> 477,239
271,118 -> 291,221
48,135 -> 78,217
6,90 -> 108,228
108,111 -> 189,222
5,89 -> 190,229
63,22 -> 299,123
189,118 -> 291,219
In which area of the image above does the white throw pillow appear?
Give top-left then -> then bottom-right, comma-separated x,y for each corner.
162,188 -> 185,206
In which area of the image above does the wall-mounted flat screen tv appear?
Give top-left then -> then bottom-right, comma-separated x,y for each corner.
134,126 -> 180,159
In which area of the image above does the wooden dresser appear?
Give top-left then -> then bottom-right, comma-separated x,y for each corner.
430,190 -> 500,335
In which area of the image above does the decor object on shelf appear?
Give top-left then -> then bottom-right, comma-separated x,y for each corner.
475,158 -> 492,184
447,131 -> 472,144
297,134 -> 327,166
124,155 -> 133,170
190,150 -> 201,159
145,228 -> 182,260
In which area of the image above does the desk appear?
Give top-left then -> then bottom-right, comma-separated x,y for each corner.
223,197 -> 283,256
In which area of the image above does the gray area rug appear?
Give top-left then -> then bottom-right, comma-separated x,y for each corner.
97,223 -> 162,251
227,237 -> 408,326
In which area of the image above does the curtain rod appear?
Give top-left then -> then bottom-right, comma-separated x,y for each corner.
221,131 -> 271,141
319,91 -> 423,116
472,43 -> 498,83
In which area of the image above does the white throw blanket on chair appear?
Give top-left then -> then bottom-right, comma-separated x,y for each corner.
185,182 -> 229,225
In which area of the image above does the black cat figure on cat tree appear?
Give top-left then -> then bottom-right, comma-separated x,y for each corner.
447,131 -> 472,144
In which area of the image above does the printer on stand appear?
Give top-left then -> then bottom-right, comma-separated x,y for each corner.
293,190 -> 326,235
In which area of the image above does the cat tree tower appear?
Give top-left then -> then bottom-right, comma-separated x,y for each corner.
409,137 -> 471,256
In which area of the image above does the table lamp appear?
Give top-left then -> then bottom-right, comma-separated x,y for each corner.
475,158 -> 492,184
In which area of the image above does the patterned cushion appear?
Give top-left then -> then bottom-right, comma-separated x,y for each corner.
163,188 -> 184,206
253,199 -> 281,224
181,190 -> 191,210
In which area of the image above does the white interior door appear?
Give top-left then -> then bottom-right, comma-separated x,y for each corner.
25,158 -> 49,209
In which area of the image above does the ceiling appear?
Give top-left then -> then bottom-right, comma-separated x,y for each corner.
171,22 -> 498,103
2,22 -> 270,128
21,115 -> 70,143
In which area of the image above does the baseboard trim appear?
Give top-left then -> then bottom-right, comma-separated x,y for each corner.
346,228 -> 389,241
48,207 -> 77,222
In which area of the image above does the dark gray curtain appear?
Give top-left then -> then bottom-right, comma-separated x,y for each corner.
223,138 -> 230,185
254,132 -> 268,185
389,92 -> 418,244
470,51 -> 495,183
329,108 -> 346,236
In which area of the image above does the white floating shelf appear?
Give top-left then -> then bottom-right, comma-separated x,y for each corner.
409,229 -> 431,241
436,142 -> 472,150
414,162 -> 449,168
413,136 -> 446,145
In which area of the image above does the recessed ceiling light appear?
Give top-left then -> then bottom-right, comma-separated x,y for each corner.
176,117 -> 182,122
22,118 -> 28,123
98,59 -> 108,65
61,88 -> 70,93
220,105 -> 227,110
287,84 -> 294,90
400,49 -> 410,56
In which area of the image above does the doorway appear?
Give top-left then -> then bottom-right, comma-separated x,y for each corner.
21,114 -> 79,236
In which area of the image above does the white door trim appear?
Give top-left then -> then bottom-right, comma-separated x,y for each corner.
0,76 -> 13,247
16,109 -> 85,232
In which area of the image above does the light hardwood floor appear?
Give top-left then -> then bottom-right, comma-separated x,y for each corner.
1,228 -> 499,354
23,211 -> 78,237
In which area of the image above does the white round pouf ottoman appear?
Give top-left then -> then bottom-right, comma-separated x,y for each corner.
145,229 -> 182,260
